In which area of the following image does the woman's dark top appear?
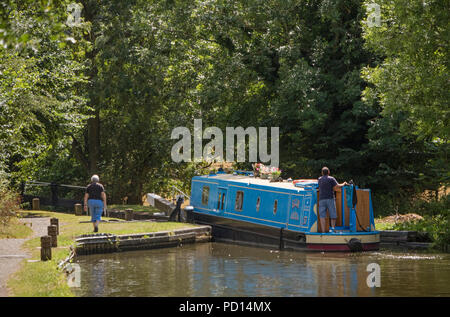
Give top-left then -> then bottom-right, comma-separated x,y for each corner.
86,183 -> 104,201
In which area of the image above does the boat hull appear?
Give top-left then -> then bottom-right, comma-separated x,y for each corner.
305,233 -> 380,252
186,210 -> 379,252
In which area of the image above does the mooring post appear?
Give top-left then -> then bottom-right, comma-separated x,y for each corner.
75,203 -> 82,216
279,228 -> 284,250
125,209 -> 133,221
40,236 -> 52,261
50,218 -> 59,235
47,225 -> 58,247
50,182 -> 58,207
32,198 -> 40,210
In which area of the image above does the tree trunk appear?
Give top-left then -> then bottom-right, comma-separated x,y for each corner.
88,109 -> 100,175
82,1 -> 101,176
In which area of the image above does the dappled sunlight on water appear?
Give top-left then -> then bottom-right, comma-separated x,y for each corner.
370,252 -> 443,260
74,242 -> 450,297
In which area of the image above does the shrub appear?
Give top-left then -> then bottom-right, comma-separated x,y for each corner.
0,171 -> 21,228
393,195 -> 450,251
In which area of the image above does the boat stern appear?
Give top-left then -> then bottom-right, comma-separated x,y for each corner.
305,231 -> 380,252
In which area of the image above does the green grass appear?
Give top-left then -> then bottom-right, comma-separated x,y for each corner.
7,209 -> 199,297
0,217 -> 34,239
374,218 -> 396,231
8,248 -> 74,297
108,204 -> 160,213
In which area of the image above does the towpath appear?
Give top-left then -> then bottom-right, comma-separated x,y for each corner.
0,216 -> 50,296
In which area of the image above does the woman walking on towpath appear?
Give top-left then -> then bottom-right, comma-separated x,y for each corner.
84,175 -> 107,232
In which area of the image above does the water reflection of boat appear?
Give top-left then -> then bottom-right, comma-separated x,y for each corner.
186,171 -> 380,252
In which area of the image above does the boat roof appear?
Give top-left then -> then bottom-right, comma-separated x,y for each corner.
193,173 -> 317,192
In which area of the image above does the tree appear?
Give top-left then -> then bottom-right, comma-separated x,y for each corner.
0,2 -> 89,185
361,0 -> 449,196
178,0 -> 377,183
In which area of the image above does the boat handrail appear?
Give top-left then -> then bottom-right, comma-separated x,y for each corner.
233,170 -> 254,176
172,185 -> 191,200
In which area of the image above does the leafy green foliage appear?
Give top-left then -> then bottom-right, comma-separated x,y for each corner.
0,172 -> 20,228
393,195 -> 450,250
0,1 -> 90,187
0,0 -> 447,222
362,0 -> 449,140
361,0 -> 449,208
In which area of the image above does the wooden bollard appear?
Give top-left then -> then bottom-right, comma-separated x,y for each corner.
50,218 -> 59,235
75,203 -> 82,216
32,198 -> 40,210
125,209 -> 133,221
47,225 -> 58,247
40,236 -> 52,261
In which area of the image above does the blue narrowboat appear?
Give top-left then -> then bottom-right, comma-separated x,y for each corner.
186,171 -> 380,252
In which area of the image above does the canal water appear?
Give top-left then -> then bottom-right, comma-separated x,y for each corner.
73,242 -> 450,297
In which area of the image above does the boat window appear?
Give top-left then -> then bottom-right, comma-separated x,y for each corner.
221,193 -> 226,209
256,197 -> 261,212
217,193 -> 222,209
235,191 -> 244,211
273,199 -> 278,215
202,186 -> 210,206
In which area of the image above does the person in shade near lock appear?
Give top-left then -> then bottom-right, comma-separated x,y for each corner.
318,167 -> 348,233
84,174 -> 107,232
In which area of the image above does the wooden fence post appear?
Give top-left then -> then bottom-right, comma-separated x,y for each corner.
125,209 -> 133,221
32,198 -> 40,210
50,183 -> 58,206
75,203 -> 82,216
47,225 -> 58,247
40,236 -> 52,261
50,218 -> 59,235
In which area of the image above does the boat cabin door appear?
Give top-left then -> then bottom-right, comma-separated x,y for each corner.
288,195 -> 302,228
288,194 -> 311,229
216,187 -> 227,214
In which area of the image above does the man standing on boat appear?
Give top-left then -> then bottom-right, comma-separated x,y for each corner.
318,167 -> 348,232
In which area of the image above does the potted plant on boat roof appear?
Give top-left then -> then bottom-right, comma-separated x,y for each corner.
258,164 -> 270,179
270,167 -> 282,182
252,163 -> 261,177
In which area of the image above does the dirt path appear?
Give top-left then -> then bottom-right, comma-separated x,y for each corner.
0,217 -> 50,297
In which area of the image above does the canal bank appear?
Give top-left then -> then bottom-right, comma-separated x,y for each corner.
5,210 -> 205,296
74,226 -> 211,255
